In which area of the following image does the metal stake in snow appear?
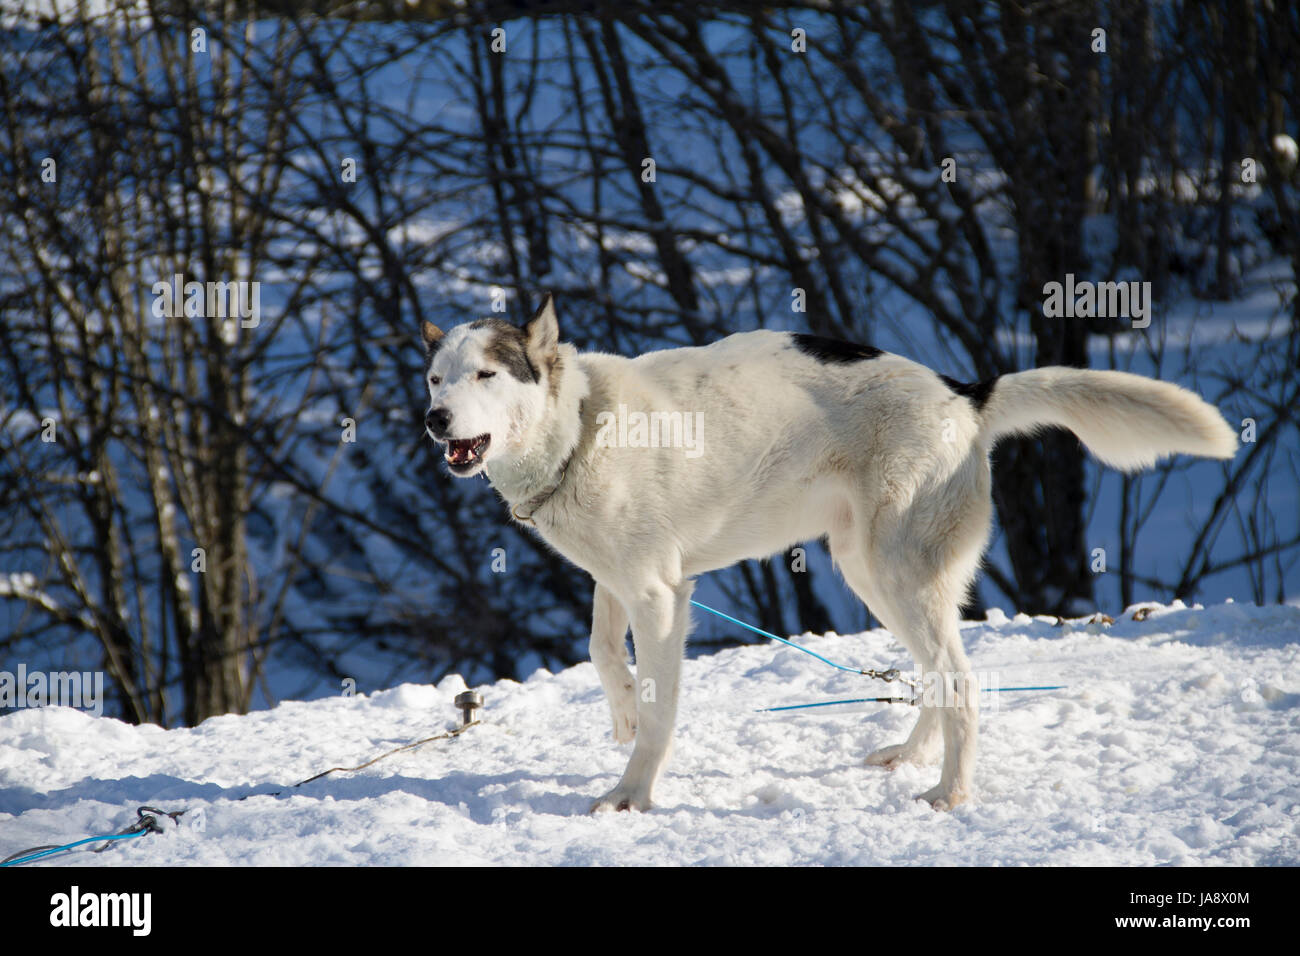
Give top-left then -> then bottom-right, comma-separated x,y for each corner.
455,690 -> 483,727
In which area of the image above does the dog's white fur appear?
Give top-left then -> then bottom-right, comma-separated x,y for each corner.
422,296 -> 1237,812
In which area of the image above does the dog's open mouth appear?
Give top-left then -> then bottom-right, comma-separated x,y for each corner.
445,434 -> 490,472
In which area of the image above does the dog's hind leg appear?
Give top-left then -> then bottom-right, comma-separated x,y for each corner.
835,557 -> 943,768
590,583 -> 636,744
887,596 -> 978,811
841,460 -> 991,810
590,578 -> 694,813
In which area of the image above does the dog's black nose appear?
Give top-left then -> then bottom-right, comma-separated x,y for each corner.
425,407 -> 451,436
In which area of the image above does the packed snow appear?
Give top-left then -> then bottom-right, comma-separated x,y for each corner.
2,600 -> 1298,866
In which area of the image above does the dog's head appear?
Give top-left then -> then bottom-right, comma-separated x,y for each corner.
421,293 -> 562,477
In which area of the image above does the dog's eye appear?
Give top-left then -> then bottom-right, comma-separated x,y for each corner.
477,370 -> 496,380
429,375 -> 441,386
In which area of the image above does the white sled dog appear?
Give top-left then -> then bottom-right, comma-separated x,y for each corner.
421,294 -> 1236,812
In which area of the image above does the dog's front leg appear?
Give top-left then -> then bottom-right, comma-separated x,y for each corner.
589,583 -> 636,743
590,579 -> 693,813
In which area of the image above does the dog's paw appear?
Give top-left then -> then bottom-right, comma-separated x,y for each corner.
915,783 -> 970,812
589,786 -> 653,814
866,742 -> 936,769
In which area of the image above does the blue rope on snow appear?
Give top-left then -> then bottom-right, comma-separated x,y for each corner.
0,830 -> 149,867
689,599 -> 1066,709
757,688 -> 1068,713
690,600 -> 871,674
760,697 -> 916,712
1,805 -> 184,868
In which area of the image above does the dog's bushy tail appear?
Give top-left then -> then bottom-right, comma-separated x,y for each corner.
976,367 -> 1237,471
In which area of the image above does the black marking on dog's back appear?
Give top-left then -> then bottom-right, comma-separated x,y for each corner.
471,317 -> 538,384
790,333 -> 883,364
940,375 -> 997,410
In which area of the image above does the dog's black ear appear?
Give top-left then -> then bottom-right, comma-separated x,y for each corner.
421,321 -> 444,355
524,293 -> 559,367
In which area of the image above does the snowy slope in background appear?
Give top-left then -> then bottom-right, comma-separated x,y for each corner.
2,601 -> 1298,866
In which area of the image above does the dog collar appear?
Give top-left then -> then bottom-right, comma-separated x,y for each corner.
511,452 -> 574,524
510,401 -> 583,525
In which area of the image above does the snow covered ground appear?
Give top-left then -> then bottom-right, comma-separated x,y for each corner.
2,600 -> 1298,866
